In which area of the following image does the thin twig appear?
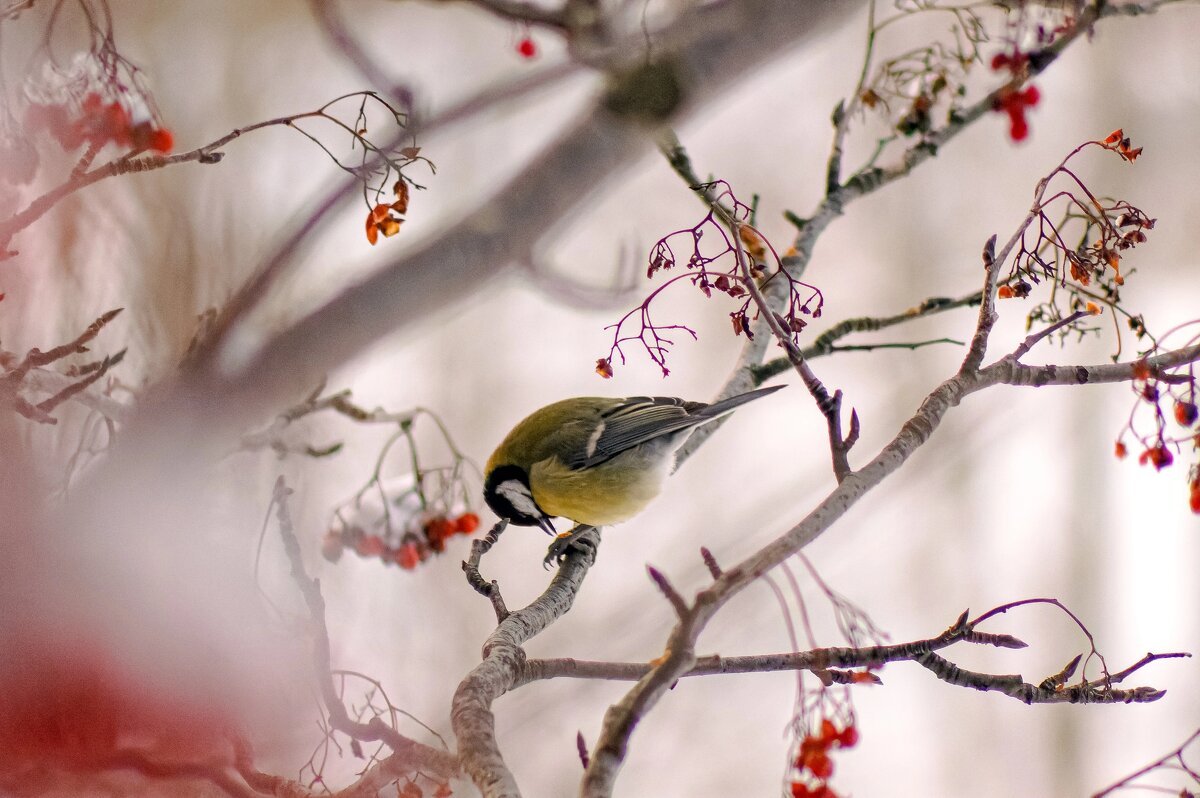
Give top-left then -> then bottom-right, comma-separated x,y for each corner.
270,477 -> 458,783
1091,726 -> 1200,798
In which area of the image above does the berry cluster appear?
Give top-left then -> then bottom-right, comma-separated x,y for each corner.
789,718 -> 859,798
991,49 -> 1040,142
1116,355 -> 1200,514
599,181 -> 822,378
322,512 -> 480,569
997,131 -> 1154,354
25,91 -> 173,155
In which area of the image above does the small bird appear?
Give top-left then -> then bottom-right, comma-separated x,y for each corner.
483,385 -> 784,563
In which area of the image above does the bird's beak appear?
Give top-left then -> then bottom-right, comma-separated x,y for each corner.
537,516 -> 557,536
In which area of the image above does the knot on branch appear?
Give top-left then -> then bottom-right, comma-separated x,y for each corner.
603,60 -> 684,122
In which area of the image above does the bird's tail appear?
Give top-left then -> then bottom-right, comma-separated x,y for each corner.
696,384 -> 785,419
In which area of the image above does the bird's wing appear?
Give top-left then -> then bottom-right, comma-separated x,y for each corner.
566,396 -> 705,469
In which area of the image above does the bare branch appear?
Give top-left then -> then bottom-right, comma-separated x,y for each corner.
1091,726 -> 1200,797
452,528 -> 600,798
172,0 -> 861,429
916,650 -> 1163,704
429,0 -> 570,31
463,520 -> 512,622
271,478 -> 458,782
308,0 -> 413,105
580,333 -> 1200,795
646,565 -> 688,618
960,235 -> 1001,376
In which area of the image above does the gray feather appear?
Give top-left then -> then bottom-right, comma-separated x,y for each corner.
566,385 -> 783,469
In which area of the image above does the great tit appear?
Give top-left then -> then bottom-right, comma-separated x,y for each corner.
483,385 -> 784,561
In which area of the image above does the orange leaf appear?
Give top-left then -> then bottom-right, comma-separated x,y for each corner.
392,180 -> 410,214
738,225 -> 766,260
378,216 -> 402,238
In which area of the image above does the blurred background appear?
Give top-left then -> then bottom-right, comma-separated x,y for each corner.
1,1 -> 1198,796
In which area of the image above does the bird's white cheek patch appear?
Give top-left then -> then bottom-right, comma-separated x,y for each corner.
496,480 -> 540,517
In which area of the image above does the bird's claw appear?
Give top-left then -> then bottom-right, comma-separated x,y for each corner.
542,525 -> 598,569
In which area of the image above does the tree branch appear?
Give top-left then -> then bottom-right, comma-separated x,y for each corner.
451,528 -> 600,798
271,478 -> 458,783
580,332 -> 1200,796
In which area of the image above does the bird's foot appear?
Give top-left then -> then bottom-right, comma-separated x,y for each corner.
543,524 -> 599,568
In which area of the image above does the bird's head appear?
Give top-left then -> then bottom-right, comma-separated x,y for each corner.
483,465 -> 557,535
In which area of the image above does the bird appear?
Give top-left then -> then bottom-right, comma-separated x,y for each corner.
482,385 -> 784,564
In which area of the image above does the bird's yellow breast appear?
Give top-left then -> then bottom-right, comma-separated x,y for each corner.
529,448 -> 672,526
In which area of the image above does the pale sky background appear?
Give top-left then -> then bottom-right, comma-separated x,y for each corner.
2,2 -> 1199,796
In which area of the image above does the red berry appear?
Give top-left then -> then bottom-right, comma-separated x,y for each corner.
320,533 -> 344,562
398,542 -> 421,570
808,751 -> 833,780
357,534 -> 386,557
148,127 -> 174,153
456,512 -> 480,534
516,36 -> 536,59
1009,112 -> 1029,141
1174,400 -> 1198,427
425,517 -> 455,551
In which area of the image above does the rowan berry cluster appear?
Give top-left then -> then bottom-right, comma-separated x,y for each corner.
789,718 -> 859,798
323,512 -> 480,569
599,181 -> 821,378
1116,351 -> 1200,515
25,91 -> 172,156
